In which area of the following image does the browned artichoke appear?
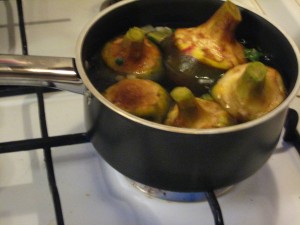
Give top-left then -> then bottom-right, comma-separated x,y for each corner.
160,0 -> 247,94
101,27 -> 164,81
211,62 -> 287,122
104,79 -> 171,123
173,0 -> 246,70
165,87 -> 236,128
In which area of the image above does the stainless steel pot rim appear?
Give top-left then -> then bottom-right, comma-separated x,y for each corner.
75,0 -> 300,135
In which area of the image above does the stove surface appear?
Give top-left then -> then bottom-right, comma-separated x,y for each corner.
0,0 -> 300,225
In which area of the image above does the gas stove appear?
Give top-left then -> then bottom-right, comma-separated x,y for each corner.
1,0 -> 300,225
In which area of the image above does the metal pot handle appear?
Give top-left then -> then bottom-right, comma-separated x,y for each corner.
0,54 -> 86,94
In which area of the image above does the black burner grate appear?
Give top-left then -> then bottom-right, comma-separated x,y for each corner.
284,108 -> 300,154
0,85 -> 58,97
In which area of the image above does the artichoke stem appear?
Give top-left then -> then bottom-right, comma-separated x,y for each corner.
170,87 -> 199,115
237,62 -> 267,101
123,27 -> 145,60
201,0 -> 241,39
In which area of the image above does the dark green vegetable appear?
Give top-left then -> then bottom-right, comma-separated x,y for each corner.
244,48 -> 264,62
115,57 -> 124,65
146,27 -> 173,44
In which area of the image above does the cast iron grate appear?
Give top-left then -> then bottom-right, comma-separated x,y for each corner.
284,108 -> 300,154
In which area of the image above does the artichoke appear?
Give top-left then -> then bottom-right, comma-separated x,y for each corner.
211,62 -> 287,122
165,87 -> 236,128
173,0 -> 246,70
152,0 -> 247,94
101,27 -> 164,81
104,79 -> 171,123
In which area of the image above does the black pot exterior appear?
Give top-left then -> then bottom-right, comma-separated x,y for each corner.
85,96 -> 287,192
79,0 -> 299,192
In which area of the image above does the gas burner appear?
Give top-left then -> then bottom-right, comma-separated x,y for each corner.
129,180 -> 233,202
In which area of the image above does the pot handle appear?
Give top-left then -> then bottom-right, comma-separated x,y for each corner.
0,54 -> 86,94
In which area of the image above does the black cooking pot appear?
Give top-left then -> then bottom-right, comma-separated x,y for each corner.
0,0 -> 299,192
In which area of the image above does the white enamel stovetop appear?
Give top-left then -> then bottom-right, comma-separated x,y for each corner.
0,1 -> 300,225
